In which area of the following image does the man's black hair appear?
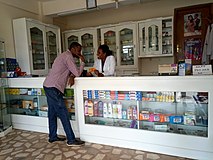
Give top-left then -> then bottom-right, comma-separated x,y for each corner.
69,42 -> 82,50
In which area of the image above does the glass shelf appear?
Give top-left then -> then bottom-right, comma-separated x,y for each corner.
6,88 -> 76,120
83,89 -> 208,137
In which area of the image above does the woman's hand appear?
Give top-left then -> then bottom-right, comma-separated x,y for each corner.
94,70 -> 104,77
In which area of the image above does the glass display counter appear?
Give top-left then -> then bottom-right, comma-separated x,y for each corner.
6,88 -> 75,120
0,39 -> 12,137
83,90 -> 208,137
75,76 -> 213,160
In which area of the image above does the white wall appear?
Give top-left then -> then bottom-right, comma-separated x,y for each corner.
0,1 -> 53,58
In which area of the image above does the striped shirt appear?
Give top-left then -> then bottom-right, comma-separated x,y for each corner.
43,50 -> 84,93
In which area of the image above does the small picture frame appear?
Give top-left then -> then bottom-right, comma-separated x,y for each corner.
86,0 -> 97,9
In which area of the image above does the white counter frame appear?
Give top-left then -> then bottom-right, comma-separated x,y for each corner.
75,76 -> 213,160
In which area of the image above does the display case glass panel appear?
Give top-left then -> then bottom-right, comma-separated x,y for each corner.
148,25 -> 159,52
119,28 -> 134,66
46,31 -> 57,69
67,35 -> 80,66
83,89 -> 208,137
6,88 -> 75,120
141,27 -> 146,53
103,30 -> 117,63
0,41 -> 6,78
30,27 -> 45,70
0,40 -> 11,133
81,33 -> 94,67
162,19 -> 173,55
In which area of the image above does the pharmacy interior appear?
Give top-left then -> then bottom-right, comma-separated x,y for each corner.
1,1 -> 213,160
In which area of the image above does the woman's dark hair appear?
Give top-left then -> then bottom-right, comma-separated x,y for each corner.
98,44 -> 113,57
69,42 -> 82,50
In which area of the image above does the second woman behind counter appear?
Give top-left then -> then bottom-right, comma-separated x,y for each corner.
90,44 -> 116,77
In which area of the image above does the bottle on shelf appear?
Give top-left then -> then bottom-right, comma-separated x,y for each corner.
103,102 -> 108,118
84,100 -> 89,116
117,102 -> 123,119
108,102 -> 113,118
88,100 -> 94,116
112,101 -> 118,119
98,101 -> 103,117
94,100 -> 99,117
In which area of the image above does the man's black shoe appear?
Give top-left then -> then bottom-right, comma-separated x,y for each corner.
48,137 -> 66,143
67,139 -> 85,146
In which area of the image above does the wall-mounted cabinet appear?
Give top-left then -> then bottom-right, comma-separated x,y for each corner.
138,17 -> 173,58
101,23 -> 138,74
63,28 -> 98,68
13,18 -> 61,76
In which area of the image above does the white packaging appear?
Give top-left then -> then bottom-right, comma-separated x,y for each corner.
103,102 -> 108,118
117,102 -> 123,119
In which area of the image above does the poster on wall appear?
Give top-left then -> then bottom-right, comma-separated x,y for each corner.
184,12 -> 202,37
184,38 -> 202,60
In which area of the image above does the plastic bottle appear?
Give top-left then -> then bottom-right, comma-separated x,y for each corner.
127,107 -> 133,120
98,101 -> 103,117
132,106 -> 137,120
84,100 -> 89,116
103,102 -> 108,118
117,101 -> 122,119
122,109 -> 127,119
94,100 -> 98,117
108,102 -> 113,118
88,100 -> 94,116
112,101 -> 118,119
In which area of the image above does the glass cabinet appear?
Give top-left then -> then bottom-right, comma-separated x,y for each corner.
46,26 -> 61,69
83,89 -> 208,137
28,24 -> 46,71
101,27 -> 117,64
6,88 -> 75,120
0,39 -> 11,135
13,18 -> 61,76
101,23 -> 138,70
139,17 -> 173,57
63,28 -> 98,69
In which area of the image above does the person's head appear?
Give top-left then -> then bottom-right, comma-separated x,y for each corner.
194,13 -> 199,19
69,42 -> 82,58
188,15 -> 193,21
97,44 -> 113,60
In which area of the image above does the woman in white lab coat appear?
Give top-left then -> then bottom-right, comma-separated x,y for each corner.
92,44 -> 116,77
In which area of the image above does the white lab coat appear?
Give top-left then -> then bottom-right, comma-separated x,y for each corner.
93,55 -> 116,76
202,24 -> 213,64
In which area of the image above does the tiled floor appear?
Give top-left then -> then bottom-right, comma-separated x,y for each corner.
0,129 -> 191,160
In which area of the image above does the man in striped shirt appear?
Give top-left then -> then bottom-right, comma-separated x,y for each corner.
43,42 -> 85,146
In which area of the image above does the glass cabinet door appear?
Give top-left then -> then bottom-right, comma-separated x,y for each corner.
103,30 -> 117,63
46,31 -> 57,69
81,33 -> 94,67
67,35 -> 80,65
68,35 -> 78,47
0,40 -> 6,78
119,28 -> 134,66
147,24 -> 159,53
162,18 -> 173,55
29,27 -> 46,70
